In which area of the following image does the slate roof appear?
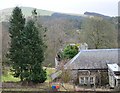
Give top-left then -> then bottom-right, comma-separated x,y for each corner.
64,49 -> 120,70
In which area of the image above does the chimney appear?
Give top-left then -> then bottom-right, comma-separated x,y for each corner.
79,43 -> 88,51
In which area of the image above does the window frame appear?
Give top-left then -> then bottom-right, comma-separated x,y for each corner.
79,76 -> 95,85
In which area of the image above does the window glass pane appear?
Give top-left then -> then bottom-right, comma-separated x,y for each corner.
118,80 -> 120,84
85,77 -> 88,84
90,77 -> 93,84
80,77 -> 84,84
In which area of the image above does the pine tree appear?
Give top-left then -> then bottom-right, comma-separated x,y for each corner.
23,20 -> 47,83
8,7 -> 47,83
8,7 -> 25,81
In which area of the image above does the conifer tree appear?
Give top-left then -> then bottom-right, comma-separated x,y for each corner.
23,20 -> 47,83
8,7 -> 25,81
8,7 -> 47,83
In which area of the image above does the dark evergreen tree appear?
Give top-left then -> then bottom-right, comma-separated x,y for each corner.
8,7 -> 25,81
23,20 -> 47,83
8,7 -> 47,83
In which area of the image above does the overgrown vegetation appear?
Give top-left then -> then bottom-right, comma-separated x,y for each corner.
57,44 -> 79,61
63,45 -> 79,59
60,69 -> 72,83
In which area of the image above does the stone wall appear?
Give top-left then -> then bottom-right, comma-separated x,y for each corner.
69,70 -> 109,86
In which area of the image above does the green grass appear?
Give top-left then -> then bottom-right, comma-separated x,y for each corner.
2,67 -> 56,82
2,72 -> 20,82
44,67 -> 56,82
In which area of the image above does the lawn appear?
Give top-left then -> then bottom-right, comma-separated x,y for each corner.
2,67 -> 56,82
2,72 -> 20,82
44,67 -> 56,82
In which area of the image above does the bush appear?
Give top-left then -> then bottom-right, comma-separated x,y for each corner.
63,45 -> 78,59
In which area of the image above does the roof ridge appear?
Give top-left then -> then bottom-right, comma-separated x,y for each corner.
81,48 -> 120,52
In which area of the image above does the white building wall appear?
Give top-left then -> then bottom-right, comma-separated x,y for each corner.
55,58 -> 58,69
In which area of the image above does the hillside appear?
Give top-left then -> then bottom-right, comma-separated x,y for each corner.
1,7 -> 111,22
84,12 -> 111,19
0,7 -> 117,67
0,7 -> 54,22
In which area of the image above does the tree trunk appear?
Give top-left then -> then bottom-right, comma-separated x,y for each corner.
20,67 -> 23,82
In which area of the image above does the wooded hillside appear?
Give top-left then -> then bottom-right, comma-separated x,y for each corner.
0,7 -> 118,67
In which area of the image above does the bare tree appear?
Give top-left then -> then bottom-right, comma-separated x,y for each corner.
81,17 -> 117,49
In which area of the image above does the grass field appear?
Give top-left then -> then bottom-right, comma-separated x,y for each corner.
2,67 -> 56,82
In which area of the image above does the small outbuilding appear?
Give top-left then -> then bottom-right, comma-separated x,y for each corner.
107,64 -> 120,88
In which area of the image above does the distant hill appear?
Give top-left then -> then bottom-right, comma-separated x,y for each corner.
0,7 -> 113,22
51,13 -> 85,20
84,12 -> 111,19
0,7 -> 54,22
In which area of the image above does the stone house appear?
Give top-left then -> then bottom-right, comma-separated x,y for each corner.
64,49 -> 120,87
